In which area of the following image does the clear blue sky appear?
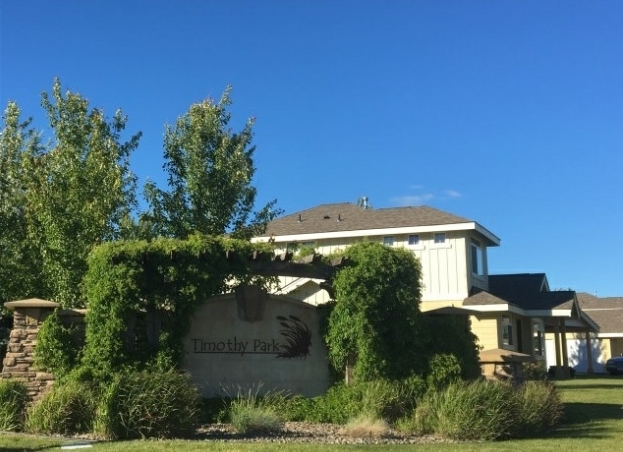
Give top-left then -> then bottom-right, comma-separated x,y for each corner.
1,1 -> 621,296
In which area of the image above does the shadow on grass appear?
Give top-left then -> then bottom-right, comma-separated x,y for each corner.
548,402 -> 623,439
0,447 -> 58,452
560,384 -> 623,390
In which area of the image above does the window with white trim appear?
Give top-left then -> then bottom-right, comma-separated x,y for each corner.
434,233 -> 446,244
408,234 -> 420,246
471,238 -> 484,275
383,236 -> 394,246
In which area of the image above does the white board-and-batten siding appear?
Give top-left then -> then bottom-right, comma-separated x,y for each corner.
273,231 -> 483,305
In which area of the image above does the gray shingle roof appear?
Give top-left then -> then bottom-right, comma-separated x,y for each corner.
488,274 -> 548,302
465,274 -> 576,311
463,290 -> 509,306
577,292 -> 623,334
262,203 -> 475,237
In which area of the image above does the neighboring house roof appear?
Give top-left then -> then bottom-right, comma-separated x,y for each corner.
463,290 -> 509,306
257,202 -> 500,245
464,275 -> 598,331
577,292 -> 623,336
488,274 -> 550,300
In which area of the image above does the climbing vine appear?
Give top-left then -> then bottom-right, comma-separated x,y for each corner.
81,234 -> 273,379
326,241 -> 426,381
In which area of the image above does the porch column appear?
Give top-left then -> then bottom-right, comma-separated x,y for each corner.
585,330 -> 594,374
560,318 -> 570,378
553,319 -> 563,379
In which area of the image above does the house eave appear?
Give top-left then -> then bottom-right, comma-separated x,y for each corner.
255,221 -> 500,246
597,332 -> 623,338
464,304 -> 525,315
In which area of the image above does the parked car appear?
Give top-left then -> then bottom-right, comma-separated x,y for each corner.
605,356 -> 623,375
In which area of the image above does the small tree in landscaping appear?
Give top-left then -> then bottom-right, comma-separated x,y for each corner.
326,241 -> 426,381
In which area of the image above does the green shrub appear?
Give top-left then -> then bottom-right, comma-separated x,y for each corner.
408,379 -> 564,441
523,361 -> 548,381
306,382 -> 366,423
258,392 -> 315,422
93,369 -> 200,439
426,354 -> 462,390
304,377 -> 428,424
413,380 -> 516,441
34,310 -> 82,379
359,378 -> 427,423
0,380 -> 28,431
26,380 -> 96,435
513,380 -> 563,436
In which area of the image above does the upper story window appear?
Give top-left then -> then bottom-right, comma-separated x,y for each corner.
383,236 -> 394,246
471,238 -> 484,275
433,233 -> 446,244
408,234 -> 420,246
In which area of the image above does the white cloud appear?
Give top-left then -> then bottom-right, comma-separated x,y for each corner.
390,194 -> 434,206
389,187 -> 463,206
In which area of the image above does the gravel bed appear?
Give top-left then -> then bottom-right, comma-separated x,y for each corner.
194,422 -> 454,445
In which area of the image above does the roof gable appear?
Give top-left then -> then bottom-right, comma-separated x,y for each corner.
577,292 -> 623,334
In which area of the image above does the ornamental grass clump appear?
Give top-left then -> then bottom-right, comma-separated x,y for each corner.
228,387 -> 283,434
413,380 -> 516,441
93,369 -> 200,440
0,380 -> 28,432
341,414 -> 390,438
408,379 -> 564,441
26,380 -> 97,435
513,380 -> 563,436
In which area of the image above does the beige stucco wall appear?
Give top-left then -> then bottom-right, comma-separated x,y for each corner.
183,292 -> 330,398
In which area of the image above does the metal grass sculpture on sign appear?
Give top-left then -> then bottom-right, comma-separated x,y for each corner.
276,315 -> 312,359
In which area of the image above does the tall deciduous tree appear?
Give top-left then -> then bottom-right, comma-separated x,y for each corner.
141,87 -> 279,240
18,79 -> 141,307
0,102 -> 44,305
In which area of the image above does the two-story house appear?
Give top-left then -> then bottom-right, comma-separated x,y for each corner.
253,201 -> 598,377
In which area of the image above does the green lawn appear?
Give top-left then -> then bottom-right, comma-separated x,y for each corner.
1,375 -> 621,452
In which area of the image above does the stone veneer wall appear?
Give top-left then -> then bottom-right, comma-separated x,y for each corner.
1,299 -> 78,402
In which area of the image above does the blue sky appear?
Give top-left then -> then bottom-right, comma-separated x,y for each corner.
1,1 -> 622,296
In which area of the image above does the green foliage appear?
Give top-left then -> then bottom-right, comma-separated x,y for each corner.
0,80 -> 140,307
514,381 -> 563,436
420,315 -> 481,380
426,353 -> 462,390
227,388 -> 283,434
297,378 -> 427,424
300,383 -> 364,424
412,380 -> 516,440
409,379 -> 563,441
34,310 -> 81,379
523,361 -> 548,381
0,102 -> 45,304
94,369 -> 200,439
26,380 -> 97,435
81,235 -> 271,379
0,380 -> 28,431
141,86 -> 280,240
326,241 -> 425,381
